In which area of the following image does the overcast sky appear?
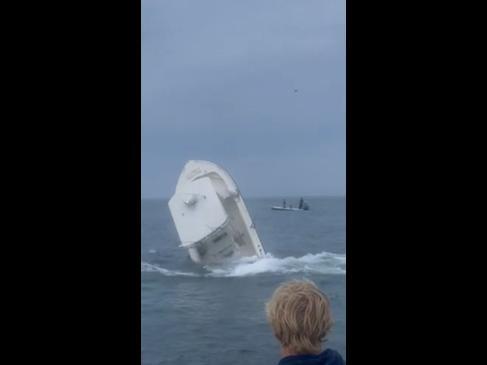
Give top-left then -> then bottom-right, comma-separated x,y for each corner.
142,0 -> 345,198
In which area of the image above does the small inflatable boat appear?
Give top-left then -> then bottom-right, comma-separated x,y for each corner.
272,198 -> 309,211
271,206 -> 308,211
168,160 -> 265,265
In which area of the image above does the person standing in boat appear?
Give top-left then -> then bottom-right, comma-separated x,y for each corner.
283,199 -> 286,208
299,197 -> 304,210
266,280 -> 345,365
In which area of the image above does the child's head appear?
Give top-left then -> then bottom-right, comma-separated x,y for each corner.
266,280 -> 333,355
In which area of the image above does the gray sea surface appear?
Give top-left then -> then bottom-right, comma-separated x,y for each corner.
142,196 -> 346,365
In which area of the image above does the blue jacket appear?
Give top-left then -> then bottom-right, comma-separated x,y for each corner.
278,349 -> 345,365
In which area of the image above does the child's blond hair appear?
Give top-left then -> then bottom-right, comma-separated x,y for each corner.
266,280 -> 333,354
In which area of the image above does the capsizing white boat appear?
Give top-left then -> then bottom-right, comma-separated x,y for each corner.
168,160 -> 266,265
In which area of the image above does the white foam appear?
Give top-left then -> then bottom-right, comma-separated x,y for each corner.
205,251 -> 346,277
141,251 -> 346,278
141,262 -> 199,277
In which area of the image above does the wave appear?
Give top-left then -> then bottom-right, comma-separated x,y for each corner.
205,251 -> 346,277
141,251 -> 345,278
141,262 -> 199,277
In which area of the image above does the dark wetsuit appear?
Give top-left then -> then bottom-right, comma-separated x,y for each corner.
278,349 -> 345,365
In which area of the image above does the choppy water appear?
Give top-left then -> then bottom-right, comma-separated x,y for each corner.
142,197 -> 346,365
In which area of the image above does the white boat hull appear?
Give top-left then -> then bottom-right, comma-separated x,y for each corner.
168,160 -> 265,264
271,206 -> 308,211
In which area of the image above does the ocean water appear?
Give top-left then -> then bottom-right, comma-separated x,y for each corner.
141,197 -> 346,365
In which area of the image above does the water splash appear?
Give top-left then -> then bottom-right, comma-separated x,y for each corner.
141,251 -> 345,277
141,262 -> 199,277
205,251 -> 346,277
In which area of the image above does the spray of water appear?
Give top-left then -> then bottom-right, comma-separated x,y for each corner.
141,251 -> 345,277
